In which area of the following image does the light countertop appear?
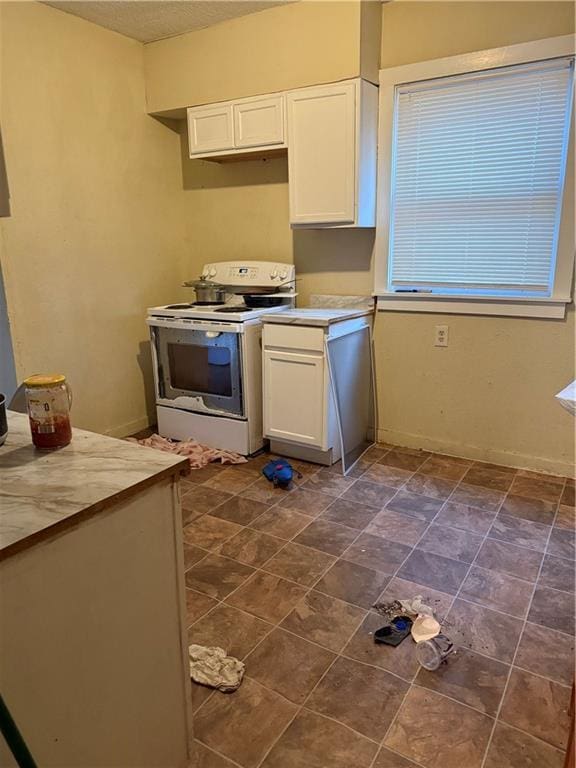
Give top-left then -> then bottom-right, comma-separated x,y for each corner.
261,307 -> 374,327
0,412 -> 189,558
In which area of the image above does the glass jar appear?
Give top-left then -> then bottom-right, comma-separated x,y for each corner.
24,374 -> 72,450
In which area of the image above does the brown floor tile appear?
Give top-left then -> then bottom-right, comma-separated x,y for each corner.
343,532 -> 412,573
384,686 -> 493,768
314,559 -> 390,609
475,538 -> 543,582
275,487 -> 335,517
517,469 -> 566,485
561,483 -> 575,507
397,549 -> 469,596
385,490 -> 444,522
183,543 -> 208,570
185,553 -> 254,600
181,486 -> 232,523
555,504 -> 576,530
189,603 -> 272,659
416,647 -> 508,716
204,467 -> 256,494
363,444 -> 392,462
215,528 -> 284,567
260,709 -> 377,768
450,483 -> 505,513
460,566 -> 533,618
195,741 -> 237,768
447,599 -> 523,663
366,509 -> 429,546
301,471 -> 356,497
362,463 -> 414,488
484,722 -> 565,768
547,526 -> 576,559
404,473 -> 456,500
320,498 -> 380,529
419,454 -> 472,482
246,627 -> 335,704
306,656 -> 409,740
500,668 -> 571,750
418,524 -> 483,563
515,623 -> 575,685
210,496 -> 271,526
539,554 -> 575,593
190,681 -> 214,713
379,449 -> 429,472
185,589 -> 219,626
343,611 -> 420,681
500,494 -> 557,525
226,571 -> 307,624
262,542 -> 336,586
281,591 -> 366,652
293,518 -> 360,556
195,677 -> 297,768
183,515 -> 242,551
240,476 -> 293,504
509,474 -> 564,503
182,463 -> 225,485
379,577 -> 454,621
374,747 -> 421,768
249,506 -> 311,539
341,479 -> 397,507
529,585 -> 575,636
489,513 -> 550,552
434,501 -> 496,535
463,464 -> 515,492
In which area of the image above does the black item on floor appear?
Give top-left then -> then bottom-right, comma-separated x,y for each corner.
374,616 -> 413,647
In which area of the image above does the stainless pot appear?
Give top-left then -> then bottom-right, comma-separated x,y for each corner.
184,278 -> 227,305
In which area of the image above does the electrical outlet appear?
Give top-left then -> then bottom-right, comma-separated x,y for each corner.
435,325 -> 449,347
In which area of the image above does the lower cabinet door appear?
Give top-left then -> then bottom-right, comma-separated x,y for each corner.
263,349 -> 325,447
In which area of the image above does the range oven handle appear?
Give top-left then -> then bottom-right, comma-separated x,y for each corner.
146,316 -> 243,334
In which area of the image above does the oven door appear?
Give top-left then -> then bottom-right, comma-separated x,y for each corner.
149,318 -> 244,417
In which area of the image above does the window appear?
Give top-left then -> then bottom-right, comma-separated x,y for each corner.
375,37 -> 575,318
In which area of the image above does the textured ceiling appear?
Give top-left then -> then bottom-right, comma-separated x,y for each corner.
44,1 -> 294,43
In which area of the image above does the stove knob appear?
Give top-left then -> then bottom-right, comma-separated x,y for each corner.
270,269 -> 278,279
209,267 -> 217,277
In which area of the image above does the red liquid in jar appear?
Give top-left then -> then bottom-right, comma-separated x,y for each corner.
30,415 -> 72,450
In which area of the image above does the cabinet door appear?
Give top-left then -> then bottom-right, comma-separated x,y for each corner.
187,104 -> 234,155
287,82 -> 356,225
233,96 -> 284,149
263,349 -> 326,448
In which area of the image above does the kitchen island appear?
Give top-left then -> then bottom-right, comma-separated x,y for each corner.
0,412 -> 193,767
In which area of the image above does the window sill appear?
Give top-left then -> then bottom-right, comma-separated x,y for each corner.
375,294 -> 571,319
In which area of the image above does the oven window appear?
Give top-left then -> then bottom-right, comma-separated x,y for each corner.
167,343 -> 232,397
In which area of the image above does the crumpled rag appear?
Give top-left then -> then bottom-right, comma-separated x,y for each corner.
128,434 -> 247,469
189,644 -> 245,692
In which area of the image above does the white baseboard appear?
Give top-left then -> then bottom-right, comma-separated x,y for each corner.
377,428 -> 575,479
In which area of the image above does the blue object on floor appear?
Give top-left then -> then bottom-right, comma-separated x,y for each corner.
262,458 -> 297,489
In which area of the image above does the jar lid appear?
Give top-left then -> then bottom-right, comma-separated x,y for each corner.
24,374 -> 66,388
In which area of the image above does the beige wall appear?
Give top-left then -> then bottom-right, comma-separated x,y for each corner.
172,1 -> 575,475
145,1 -> 365,116
0,1 -> 192,436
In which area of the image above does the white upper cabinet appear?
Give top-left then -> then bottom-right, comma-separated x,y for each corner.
287,79 -> 378,228
233,95 -> 284,149
187,94 -> 286,158
187,104 -> 234,155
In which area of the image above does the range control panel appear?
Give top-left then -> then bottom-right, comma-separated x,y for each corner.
200,261 -> 295,287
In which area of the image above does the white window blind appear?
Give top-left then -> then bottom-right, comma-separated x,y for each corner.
388,58 -> 574,297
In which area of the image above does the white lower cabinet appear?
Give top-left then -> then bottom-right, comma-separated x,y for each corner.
263,349 -> 327,448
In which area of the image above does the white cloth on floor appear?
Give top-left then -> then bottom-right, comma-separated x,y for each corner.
189,644 -> 245,692
127,433 -> 247,469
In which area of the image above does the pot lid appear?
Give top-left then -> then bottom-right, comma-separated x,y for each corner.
183,278 -> 226,290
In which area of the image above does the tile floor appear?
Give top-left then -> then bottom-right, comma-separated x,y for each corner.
180,446 -> 575,768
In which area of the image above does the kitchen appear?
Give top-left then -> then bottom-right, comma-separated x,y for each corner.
0,1 -> 575,767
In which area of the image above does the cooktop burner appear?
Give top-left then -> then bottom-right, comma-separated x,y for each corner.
165,303 -> 193,309
214,306 -> 251,313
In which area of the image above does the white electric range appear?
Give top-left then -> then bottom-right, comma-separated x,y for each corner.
147,261 -> 296,455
